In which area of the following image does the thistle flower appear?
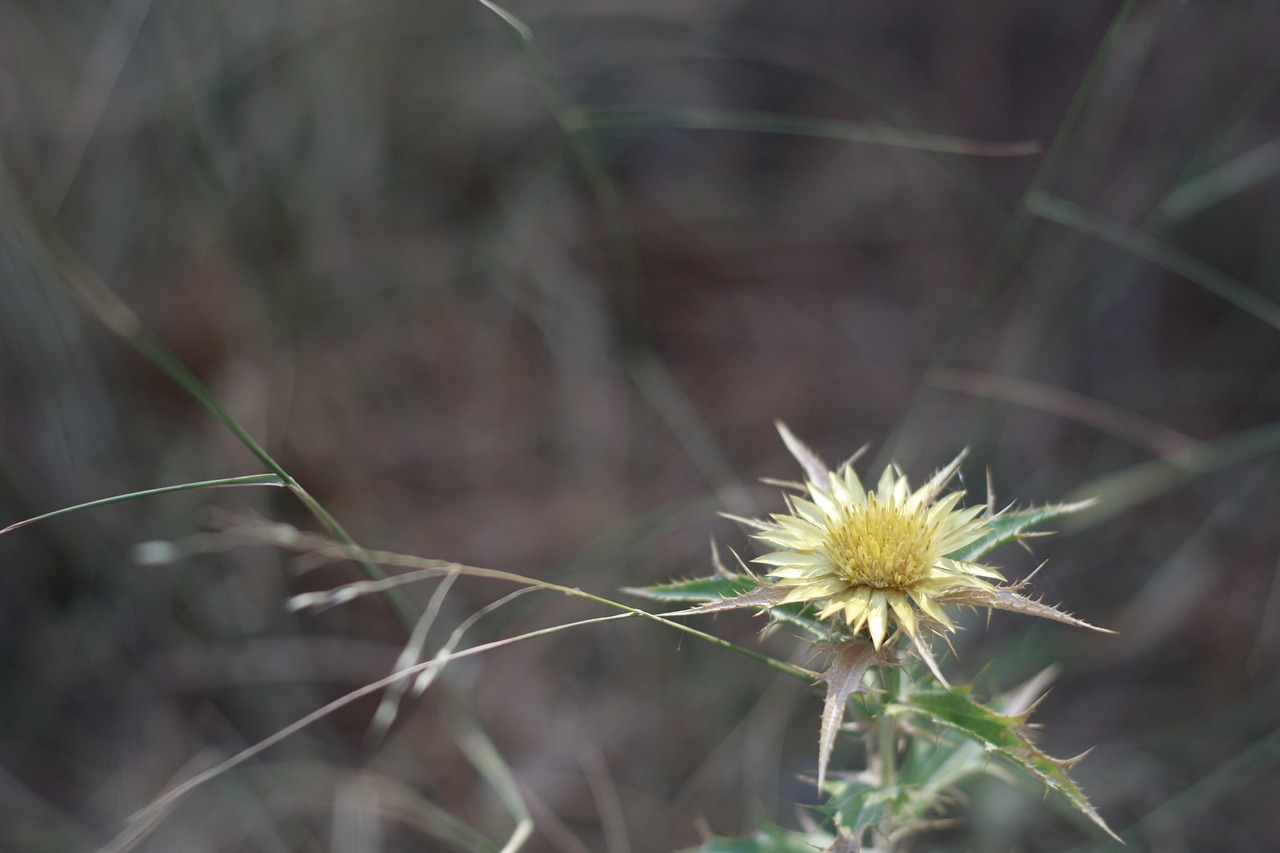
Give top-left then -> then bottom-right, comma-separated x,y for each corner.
633,422 -> 1112,816
737,424 -> 1105,664
754,446 -> 998,651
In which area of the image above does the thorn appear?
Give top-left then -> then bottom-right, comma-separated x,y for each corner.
838,443 -> 871,469
726,546 -> 758,579
1061,746 -> 1096,768
718,511 -> 773,532
710,539 -> 731,578
760,476 -> 806,491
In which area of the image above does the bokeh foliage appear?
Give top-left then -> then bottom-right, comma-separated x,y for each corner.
2,1 -> 1279,850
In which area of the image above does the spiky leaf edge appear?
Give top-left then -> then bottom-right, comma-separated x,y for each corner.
892,686 -> 1120,842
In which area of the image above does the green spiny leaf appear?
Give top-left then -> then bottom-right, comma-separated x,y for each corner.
952,501 -> 1096,562
817,640 -> 883,788
826,779 -> 894,840
899,687 -> 1029,746
623,574 -> 761,602
894,687 -> 1119,841
624,574 -> 833,639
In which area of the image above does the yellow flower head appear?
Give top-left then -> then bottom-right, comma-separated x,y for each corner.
753,428 -> 1002,650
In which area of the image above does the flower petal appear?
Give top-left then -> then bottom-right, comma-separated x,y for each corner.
842,586 -> 873,633
909,587 -> 954,630
885,590 -> 917,641
866,591 -> 890,649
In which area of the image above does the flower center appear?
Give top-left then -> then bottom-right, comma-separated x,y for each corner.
823,498 -> 936,588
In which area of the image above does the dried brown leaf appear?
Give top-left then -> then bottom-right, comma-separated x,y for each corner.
817,639 -> 885,788
776,420 -> 831,488
937,587 -> 1114,633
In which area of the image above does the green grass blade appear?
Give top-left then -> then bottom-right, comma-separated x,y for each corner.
1086,729 -> 1280,852
481,7 -> 643,347
1064,421 -> 1280,524
54,251 -> 419,629
446,697 -> 532,853
929,369 -> 1200,458
0,474 -> 284,536
576,106 -> 1041,156
1029,191 -> 1280,332
470,0 -> 531,40
1164,137 -> 1280,220
0,163 -> 414,622
934,0 -> 1140,364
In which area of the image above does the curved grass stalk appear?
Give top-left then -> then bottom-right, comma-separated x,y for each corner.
0,162 -> 420,626
473,0 -> 641,343
0,474 -> 284,537
927,369 -> 1201,460
209,516 -> 816,683
49,243 -> 420,630
97,613 -> 634,853
577,106 -> 1041,157
99,588 -> 804,853
446,697 -> 534,853
936,0 -> 1141,364
1064,420 -> 1280,524
469,0 -> 531,40
1081,729 -> 1280,852
1028,191 -> 1280,332
100,516 -> 815,850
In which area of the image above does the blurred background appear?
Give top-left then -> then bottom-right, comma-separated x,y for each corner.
2,0 -> 1279,850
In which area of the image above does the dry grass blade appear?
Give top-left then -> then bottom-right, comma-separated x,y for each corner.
579,106 -> 1043,156
0,475 -> 284,536
366,571 -> 460,741
937,587 -> 1114,634
929,370 -> 1201,459
98,614 -> 633,853
776,420 -> 832,488
1029,190 -> 1280,332
676,583 -> 792,616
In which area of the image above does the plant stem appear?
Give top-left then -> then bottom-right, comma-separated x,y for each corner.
878,664 -> 901,791
877,708 -> 897,792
